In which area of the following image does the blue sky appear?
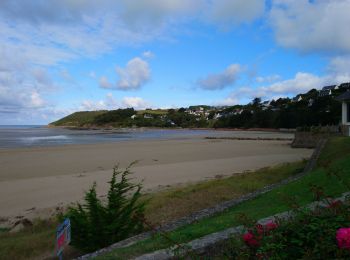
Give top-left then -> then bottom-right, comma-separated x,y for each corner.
0,0 -> 350,124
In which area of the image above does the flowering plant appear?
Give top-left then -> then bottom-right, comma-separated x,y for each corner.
242,221 -> 278,248
336,227 -> 350,249
227,198 -> 350,259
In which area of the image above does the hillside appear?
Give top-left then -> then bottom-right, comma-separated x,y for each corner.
49,111 -> 107,127
49,82 -> 350,129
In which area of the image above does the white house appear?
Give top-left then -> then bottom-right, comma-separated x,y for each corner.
336,91 -> 350,136
318,85 -> 337,97
143,114 -> 153,119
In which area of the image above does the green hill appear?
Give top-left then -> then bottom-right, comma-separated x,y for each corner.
49,83 -> 350,129
50,110 -> 107,127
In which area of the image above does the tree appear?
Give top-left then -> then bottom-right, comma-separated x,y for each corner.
63,163 -> 146,252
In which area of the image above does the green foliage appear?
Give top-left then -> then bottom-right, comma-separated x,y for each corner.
229,198 -> 350,259
64,164 -> 146,252
215,90 -> 342,128
94,108 -> 136,126
50,111 -> 107,126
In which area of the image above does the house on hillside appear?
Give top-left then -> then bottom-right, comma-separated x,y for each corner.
336,91 -> 350,136
318,85 -> 337,97
214,113 -> 223,119
308,99 -> 314,107
262,100 -> 272,110
292,95 -> 303,102
143,114 -> 153,119
339,82 -> 350,90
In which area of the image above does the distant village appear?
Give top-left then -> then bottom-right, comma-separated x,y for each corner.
52,82 -> 350,129
133,82 -> 350,123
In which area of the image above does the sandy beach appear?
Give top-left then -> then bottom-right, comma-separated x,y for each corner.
0,131 -> 312,223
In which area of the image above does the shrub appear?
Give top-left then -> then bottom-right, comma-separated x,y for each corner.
229,198 -> 350,259
63,163 -> 146,252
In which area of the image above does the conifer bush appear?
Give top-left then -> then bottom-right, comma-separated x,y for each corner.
64,163 -> 146,252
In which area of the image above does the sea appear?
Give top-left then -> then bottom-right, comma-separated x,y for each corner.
0,125 -> 214,149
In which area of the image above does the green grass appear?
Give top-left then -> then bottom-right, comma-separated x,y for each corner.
0,219 -> 81,260
144,161 -> 305,225
98,137 -> 350,259
0,219 -> 56,260
136,109 -> 168,115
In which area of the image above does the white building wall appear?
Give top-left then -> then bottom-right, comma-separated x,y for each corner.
342,102 -> 348,124
341,101 -> 350,136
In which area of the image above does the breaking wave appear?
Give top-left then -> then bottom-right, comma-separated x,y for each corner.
21,135 -> 69,142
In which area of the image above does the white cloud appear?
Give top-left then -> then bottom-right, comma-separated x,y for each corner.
0,50 -> 53,114
122,97 -> 150,109
197,64 -> 241,90
0,1 -> 200,67
115,57 -> 151,90
29,91 -> 45,108
270,0 -> 350,54
142,51 -> 155,59
80,100 -> 108,111
218,65 -> 350,106
119,0 -> 201,29
259,72 -> 326,95
216,97 -> 240,106
215,86 -> 265,106
256,74 -> 281,83
206,0 -> 265,28
99,76 -> 112,89
327,56 -> 350,83
80,93 -> 118,111
79,93 -> 150,111
0,1 -> 268,67
32,68 -> 53,88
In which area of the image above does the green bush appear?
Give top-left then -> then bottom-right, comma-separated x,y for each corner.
63,163 -> 146,252
226,197 -> 350,259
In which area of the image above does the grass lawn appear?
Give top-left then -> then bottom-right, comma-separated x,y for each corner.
144,161 -> 305,226
98,137 -> 350,259
0,159 -> 305,259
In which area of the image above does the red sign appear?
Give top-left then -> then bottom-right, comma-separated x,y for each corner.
56,218 -> 71,256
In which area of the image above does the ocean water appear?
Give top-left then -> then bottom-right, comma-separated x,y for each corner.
0,125 -> 213,148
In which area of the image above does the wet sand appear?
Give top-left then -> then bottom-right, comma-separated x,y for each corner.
0,131 -> 312,222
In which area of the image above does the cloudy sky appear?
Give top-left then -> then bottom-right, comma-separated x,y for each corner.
1,0 -> 350,124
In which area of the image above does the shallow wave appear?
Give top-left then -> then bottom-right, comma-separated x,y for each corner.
20,135 -> 69,142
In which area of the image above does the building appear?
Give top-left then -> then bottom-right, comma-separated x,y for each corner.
318,85 -> 337,97
143,114 -> 153,119
339,83 -> 350,90
292,95 -> 303,102
336,91 -> 350,136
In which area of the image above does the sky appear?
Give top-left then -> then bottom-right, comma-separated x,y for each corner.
1,0 -> 350,125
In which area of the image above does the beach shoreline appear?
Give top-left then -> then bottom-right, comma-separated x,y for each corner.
0,131 -> 312,227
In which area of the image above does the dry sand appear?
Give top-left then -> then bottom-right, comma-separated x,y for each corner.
0,132 -> 312,224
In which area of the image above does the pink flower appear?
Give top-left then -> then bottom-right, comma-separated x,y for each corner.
336,228 -> 350,249
243,231 -> 260,247
265,221 -> 278,231
255,224 -> 264,235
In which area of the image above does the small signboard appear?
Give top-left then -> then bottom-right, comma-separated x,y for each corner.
56,218 -> 71,259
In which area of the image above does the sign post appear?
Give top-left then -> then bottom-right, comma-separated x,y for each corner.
56,218 -> 71,260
